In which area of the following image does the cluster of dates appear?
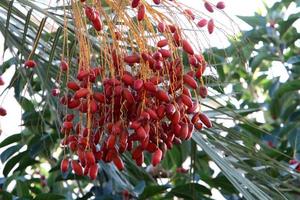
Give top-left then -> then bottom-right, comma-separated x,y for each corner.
54,0 -> 216,180
58,47 -> 212,179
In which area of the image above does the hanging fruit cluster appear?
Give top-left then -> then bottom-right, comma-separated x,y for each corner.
22,0 -> 226,180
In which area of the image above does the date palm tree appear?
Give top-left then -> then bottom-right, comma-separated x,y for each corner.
0,0 -> 300,199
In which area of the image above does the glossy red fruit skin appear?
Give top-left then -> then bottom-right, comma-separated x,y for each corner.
122,73 -> 134,86
181,94 -> 193,108
199,113 -> 212,128
159,49 -> 171,58
105,148 -> 118,162
74,88 -> 89,99
137,4 -> 145,21
135,152 -> 144,166
204,1 -> 214,13
199,86 -> 208,98
85,151 -> 96,166
184,9 -> 195,20
289,159 -> 298,165
67,82 -> 80,91
140,111 -> 150,120
92,16 -> 102,31
195,54 -> 205,66
67,99 -> 80,109
168,25 -> 177,33
83,166 -> 90,176
194,122 -> 203,130
182,86 -> 191,96
69,141 -> 78,152
183,74 -> 198,89
79,101 -> 88,113
71,160 -> 83,176
208,19 -> 214,34
153,61 -> 162,70
137,127 -> 147,140
187,102 -> 199,114
51,88 -> 60,96
181,40 -> 194,55
152,51 -> 163,61
201,65 -> 207,75
113,155 -> 125,170
60,158 -> 69,173
145,142 -> 157,153
188,55 -> 198,67
88,164 -> 99,180
157,39 -> 168,48
179,124 -> 189,140
85,6 -> 96,21
93,92 -> 105,103
197,19 -> 208,28
172,123 -> 181,135
157,22 -> 166,33
107,134 -> 116,149
124,54 -> 140,64
216,1 -> 225,9
24,60 -> 37,68
60,60 -> 68,71
132,0 -> 140,8
186,123 -> 194,140
131,145 -> 143,159
63,121 -> 73,129
156,90 -> 170,102
0,76 -> 5,86
90,100 -> 98,113
144,81 -> 157,93
156,105 -> 166,119
77,70 -> 89,81
150,76 -> 162,85
146,108 -> 159,120
77,149 -> 86,167
122,190 -> 130,200
180,39 -> 193,54
0,107 -> 7,116
94,150 -> 103,161
123,88 -> 135,104
134,79 -> 143,91
195,68 -> 203,80
65,114 -> 74,122
151,148 -> 162,166
130,120 -> 141,130
153,0 -> 161,5
166,104 -> 176,115
171,110 -> 180,124
296,164 -> 300,172
191,113 -> 200,124
112,121 -> 122,134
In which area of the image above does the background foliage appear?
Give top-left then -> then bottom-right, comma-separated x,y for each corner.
1,0 -> 300,199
